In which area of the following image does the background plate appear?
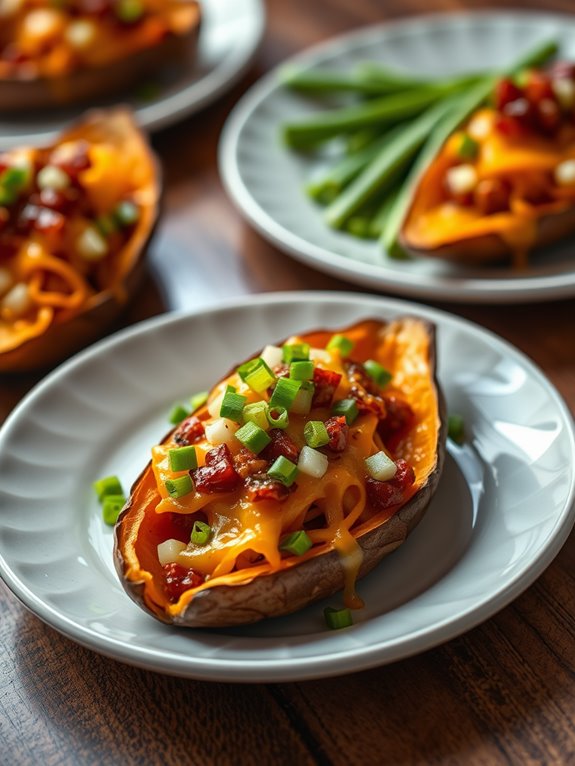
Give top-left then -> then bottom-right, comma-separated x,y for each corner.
0,0 -> 265,148
219,12 -> 575,303
0,293 -> 574,682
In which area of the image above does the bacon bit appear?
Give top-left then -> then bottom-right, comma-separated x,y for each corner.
194,443 -> 241,493
245,472 -> 295,502
234,447 -> 268,479
494,78 -> 523,111
17,205 -> 65,237
377,395 -> 415,447
325,415 -> 348,452
312,367 -> 342,407
162,563 -> 204,603
365,458 -> 416,511
174,415 -> 205,446
261,429 -> 300,464
344,360 -> 380,396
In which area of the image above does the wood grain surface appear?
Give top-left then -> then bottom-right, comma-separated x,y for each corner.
1,1 -> 574,764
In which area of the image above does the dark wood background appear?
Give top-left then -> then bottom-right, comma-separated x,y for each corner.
1,1 -> 574,764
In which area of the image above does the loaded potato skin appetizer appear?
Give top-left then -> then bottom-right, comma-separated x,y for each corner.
0,107 -> 160,371
401,63 -> 575,267
114,318 -> 446,628
0,0 -> 201,109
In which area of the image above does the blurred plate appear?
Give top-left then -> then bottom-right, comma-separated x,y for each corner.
0,0 -> 265,148
220,12 -> 575,303
0,292 -> 573,682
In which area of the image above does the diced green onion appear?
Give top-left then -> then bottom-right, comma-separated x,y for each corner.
168,445 -> 198,472
267,406 -> 289,429
289,360 -> 314,381
168,403 -> 189,424
102,495 -> 125,526
332,398 -> 359,425
1,166 -> 30,192
448,413 -> 465,444
326,334 -> 354,356
269,377 -> 302,411
93,474 -> 124,502
114,200 -> 140,227
235,421 -> 271,454
282,342 -> 310,363
364,359 -> 392,387
0,186 -> 17,206
190,390 -> 209,412
268,455 -> 299,486
304,420 -> 330,448
324,606 -> 354,630
237,357 -> 276,392
365,451 -> 397,481
95,213 -> 119,237
219,389 -> 247,423
280,530 -> 313,556
190,520 -> 212,546
290,381 -> 315,416
456,133 -> 479,160
242,401 -> 270,431
115,0 -> 144,23
165,475 -> 194,499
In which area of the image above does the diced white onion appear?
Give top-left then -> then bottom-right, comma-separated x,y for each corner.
157,539 -> 187,566
554,159 -> 575,187
467,112 -> 494,140
65,19 -> 96,49
76,226 -> 108,261
365,451 -> 397,482
260,345 -> 283,369
207,390 -> 225,418
290,386 -> 314,415
1,283 -> 32,318
0,267 -> 14,297
37,165 -> 70,191
310,348 -> 332,364
204,417 -> 238,446
445,164 -> 478,196
297,446 -> 328,479
552,77 -> 575,110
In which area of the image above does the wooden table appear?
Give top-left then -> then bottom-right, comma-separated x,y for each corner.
2,1 -> 575,764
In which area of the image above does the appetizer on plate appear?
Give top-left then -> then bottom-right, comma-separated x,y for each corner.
0,107 -> 160,372
0,0 -> 201,109
114,318 -> 446,628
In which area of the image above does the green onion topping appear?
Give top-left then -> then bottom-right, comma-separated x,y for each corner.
269,377 -> 302,411
331,398 -> 359,425
93,474 -> 124,502
326,334 -> 354,356
102,495 -> 126,526
190,390 -> 209,412
280,530 -> 313,556
235,421 -> 271,454
267,406 -> 289,429
448,413 -> 465,444
364,359 -> 392,387
219,389 -> 247,422
304,420 -> 330,448
282,342 -> 310,363
268,455 -> 299,486
115,0 -> 144,23
237,357 -> 276,393
114,200 -> 140,227
168,445 -> 198,472
191,520 -> 212,546
95,214 -> 119,237
165,475 -> 194,499
168,403 -> 189,425
456,133 -> 479,160
324,606 -> 354,630
289,360 -> 314,381
242,401 -> 270,431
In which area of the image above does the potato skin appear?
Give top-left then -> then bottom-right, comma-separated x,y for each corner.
114,318 -> 446,628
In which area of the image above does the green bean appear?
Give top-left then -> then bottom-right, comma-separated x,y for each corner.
279,66 -> 419,95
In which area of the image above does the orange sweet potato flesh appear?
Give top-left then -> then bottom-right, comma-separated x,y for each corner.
114,317 -> 447,628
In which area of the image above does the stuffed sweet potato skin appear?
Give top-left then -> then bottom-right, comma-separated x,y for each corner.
114,318 -> 446,628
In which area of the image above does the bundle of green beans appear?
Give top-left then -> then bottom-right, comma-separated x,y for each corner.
280,40 -> 558,258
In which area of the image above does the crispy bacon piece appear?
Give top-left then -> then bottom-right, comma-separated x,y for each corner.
261,429 -> 299,464
377,395 -> 415,446
344,361 -> 380,396
365,459 -> 416,512
194,444 -> 241,493
234,448 -> 268,479
325,415 -> 348,452
162,563 -> 204,603
173,414 -> 205,446
312,367 -> 342,407
245,473 -> 294,502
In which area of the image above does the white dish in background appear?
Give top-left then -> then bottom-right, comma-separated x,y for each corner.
0,292 -> 573,682
0,0 -> 265,148
219,12 -> 575,303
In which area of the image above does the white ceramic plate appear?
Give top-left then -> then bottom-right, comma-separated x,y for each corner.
219,12 -> 575,303
0,0 -> 265,148
0,293 -> 574,682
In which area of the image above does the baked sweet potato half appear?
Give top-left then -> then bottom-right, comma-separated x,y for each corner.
0,1 -> 200,110
114,317 -> 446,628
0,107 -> 160,372
401,64 -> 575,267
